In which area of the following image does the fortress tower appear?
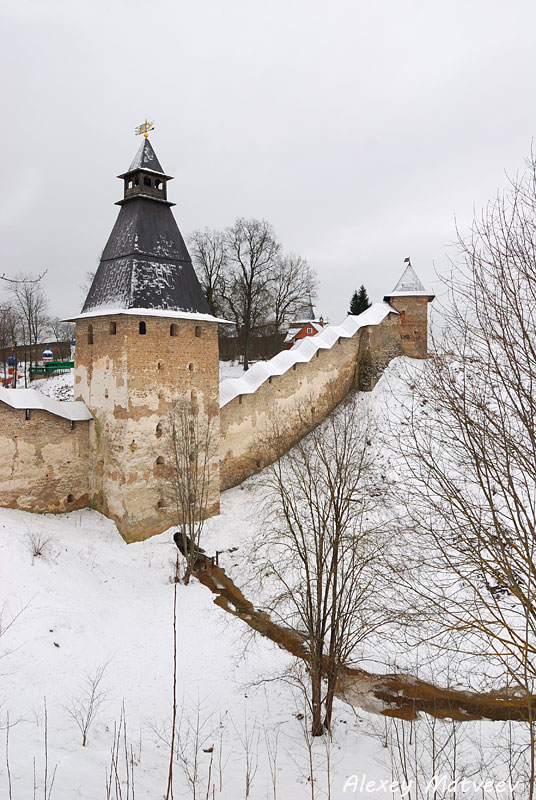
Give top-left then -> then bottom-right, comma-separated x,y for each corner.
383,261 -> 435,358
71,137 -> 221,542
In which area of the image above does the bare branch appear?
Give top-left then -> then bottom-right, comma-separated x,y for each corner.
0,270 -> 47,284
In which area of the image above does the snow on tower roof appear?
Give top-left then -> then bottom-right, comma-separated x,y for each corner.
78,140 -> 217,319
0,388 -> 93,422
384,263 -> 434,298
68,307 -> 229,323
127,138 -> 165,175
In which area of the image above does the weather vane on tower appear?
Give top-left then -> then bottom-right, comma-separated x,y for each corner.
134,119 -> 155,139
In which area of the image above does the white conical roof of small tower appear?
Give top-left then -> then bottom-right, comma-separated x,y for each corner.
385,263 -> 433,297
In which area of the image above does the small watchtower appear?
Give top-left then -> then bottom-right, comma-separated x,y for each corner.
70,132 -> 222,542
383,261 -> 434,358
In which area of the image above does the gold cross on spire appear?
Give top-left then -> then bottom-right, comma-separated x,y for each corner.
134,119 -> 155,139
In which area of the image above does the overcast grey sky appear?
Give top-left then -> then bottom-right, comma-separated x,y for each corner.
2,0 -> 536,324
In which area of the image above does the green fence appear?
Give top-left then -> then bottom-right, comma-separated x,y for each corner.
30,361 -> 74,377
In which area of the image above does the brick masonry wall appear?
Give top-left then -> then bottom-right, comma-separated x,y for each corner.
388,296 -> 432,359
75,314 -> 220,542
0,404 -> 90,512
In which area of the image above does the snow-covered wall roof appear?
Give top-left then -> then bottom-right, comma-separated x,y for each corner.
0,388 -> 93,422
67,307 -> 230,324
219,302 -> 395,408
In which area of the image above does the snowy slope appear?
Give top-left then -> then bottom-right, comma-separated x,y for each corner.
0,495 -> 385,798
0,357 -> 509,798
34,372 -> 75,402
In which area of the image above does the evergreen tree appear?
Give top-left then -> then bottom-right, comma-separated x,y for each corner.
349,285 -> 371,315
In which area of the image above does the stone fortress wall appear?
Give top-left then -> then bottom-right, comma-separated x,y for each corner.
0,403 -> 90,513
219,300 -> 414,489
0,293 -> 430,540
0,134 -> 433,541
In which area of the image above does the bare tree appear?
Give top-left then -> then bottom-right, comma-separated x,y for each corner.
189,228 -> 227,317
233,714 -> 259,799
367,709 -> 533,799
0,600 -> 31,669
163,398 -> 219,585
370,714 -> 468,800
165,559 -> 178,800
80,270 -> 95,298
105,703 -> 137,800
44,317 -> 75,348
41,698 -> 57,800
188,219 -> 317,362
395,153 -> 536,797
268,254 -> 318,354
264,725 -> 280,800
224,218 -> 281,370
9,273 -> 48,385
257,400 -> 392,736
174,699 -> 219,800
4,711 -> 12,800
63,662 -> 109,746
0,304 -> 20,382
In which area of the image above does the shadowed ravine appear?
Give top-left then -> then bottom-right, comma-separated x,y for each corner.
194,562 -> 536,723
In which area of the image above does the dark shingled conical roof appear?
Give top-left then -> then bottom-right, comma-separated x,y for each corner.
128,137 -> 165,174
80,140 -> 211,317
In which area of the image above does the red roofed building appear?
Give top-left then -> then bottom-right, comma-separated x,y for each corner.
283,299 -> 325,349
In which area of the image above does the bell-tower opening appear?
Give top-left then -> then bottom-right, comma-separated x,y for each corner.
117,138 -> 172,205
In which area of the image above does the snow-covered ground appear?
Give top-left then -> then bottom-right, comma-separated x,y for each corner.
0,500 -> 387,798
218,360 -> 244,381
34,371 -> 75,401
0,358 -> 523,797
